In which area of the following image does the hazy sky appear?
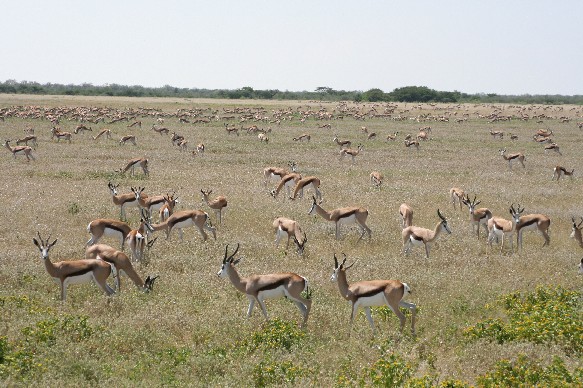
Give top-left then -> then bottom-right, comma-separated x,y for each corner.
3,1 -> 582,95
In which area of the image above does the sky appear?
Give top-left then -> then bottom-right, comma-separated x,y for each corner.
2,1 -> 582,95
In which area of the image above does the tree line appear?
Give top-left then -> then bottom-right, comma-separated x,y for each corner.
1,80 -> 581,105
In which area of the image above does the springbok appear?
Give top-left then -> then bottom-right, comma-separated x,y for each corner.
402,210 -> 451,259
290,176 -> 322,201
544,143 -> 562,156
404,139 -> 420,150
108,182 -> 141,220
263,161 -> 297,186
499,149 -> 525,169
450,187 -> 465,210
34,233 -> 114,301
119,135 -> 137,146
386,132 -> 399,141
152,124 -> 169,135
149,209 -> 216,242
270,172 -> 302,199
369,171 -> 383,188
552,166 -> 574,181
217,244 -> 312,327
120,157 -> 149,176
330,253 -> 416,335
159,193 -> 178,223
515,209 -> 550,251
3,140 -> 35,161
489,129 -> 504,139
273,217 -> 307,255
461,194 -> 492,239
399,203 -> 414,229
85,244 -> 158,292
92,129 -> 112,141
570,217 -> 583,249
308,196 -> 371,241
51,127 -> 72,143
339,145 -> 363,164
487,204 -> 523,254
86,218 -> 132,249
131,187 -> 166,218
201,189 -> 228,224
293,133 -> 311,142
333,135 -> 352,148
16,135 -> 37,148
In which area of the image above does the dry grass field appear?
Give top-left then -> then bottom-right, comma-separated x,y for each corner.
0,94 -> 581,386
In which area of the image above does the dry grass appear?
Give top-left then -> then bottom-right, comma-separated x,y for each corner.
0,95 -> 581,386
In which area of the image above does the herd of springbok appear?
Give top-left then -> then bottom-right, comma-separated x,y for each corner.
3,101 -> 582,336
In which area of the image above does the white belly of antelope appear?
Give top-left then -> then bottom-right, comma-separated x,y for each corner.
408,235 -> 425,247
354,292 -> 388,308
338,214 -> 357,226
54,272 -> 95,286
257,286 -> 287,300
173,218 -> 196,229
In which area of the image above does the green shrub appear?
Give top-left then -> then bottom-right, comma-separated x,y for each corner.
359,353 -> 413,387
252,357 -> 315,386
247,319 -> 306,352
464,285 -> 582,355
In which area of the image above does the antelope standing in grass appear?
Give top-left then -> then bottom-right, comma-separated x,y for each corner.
369,171 -> 383,188
201,189 -> 228,224
258,133 -> 269,143
293,133 -> 311,142
402,210 -> 451,259
339,145 -> 363,164
152,124 -> 169,135
487,204 -> 523,254
86,218 -> 132,249
74,125 -> 92,134
552,166 -> 574,181
399,203 -> 414,229
119,135 -> 137,145
34,233 -> 115,301
127,120 -> 141,128
330,253 -> 416,335
404,139 -> 420,150
120,157 -> 149,176
386,132 -> 399,141
499,149 -> 525,169
270,172 -> 302,199
461,195 -> 492,239
108,182 -> 141,219
224,123 -> 239,136
489,129 -> 504,139
417,130 -> 429,141
263,161 -> 297,186
159,193 -> 178,223
171,132 -> 185,146
51,127 -> 72,143
131,187 -> 166,218
92,128 -> 112,141
3,140 -> 35,161
85,244 -> 158,292
450,187 -> 465,210
544,143 -> 562,155
125,210 -> 155,262
309,196 -> 371,241
217,244 -> 312,327
149,209 -> 216,242
273,217 -> 307,255
515,209 -> 550,251
570,218 -> 583,249
291,176 -> 322,201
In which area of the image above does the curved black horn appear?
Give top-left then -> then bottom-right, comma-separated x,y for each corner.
437,209 -> 446,221
334,253 -> 338,268
227,243 -> 240,262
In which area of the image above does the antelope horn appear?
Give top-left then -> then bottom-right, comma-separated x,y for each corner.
345,259 -> 358,270
227,243 -> 240,262
341,252 -> 348,267
223,245 -> 229,263
437,209 -> 446,221
334,253 -> 338,268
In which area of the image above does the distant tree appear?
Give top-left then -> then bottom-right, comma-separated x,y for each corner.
362,88 -> 386,102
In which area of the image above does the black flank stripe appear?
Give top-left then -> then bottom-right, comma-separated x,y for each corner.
411,233 -> 424,241
66,266 -> 93,279
107,224 -> 128,236
257,278 -> 286,293
520,218 -> 538,228
358,287 -> 385,299
171,213 -> 193,225
342,209 -> 358,218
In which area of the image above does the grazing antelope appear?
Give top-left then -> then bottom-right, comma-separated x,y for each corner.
536,129 -> 553,137
258,133 -> 269,143
386,131 -> 399,141
16,135 -> 37,148
461,194 -> 492,239
263,161 -> 296,186
291,176 -> 322,201
131,187 -> 166,217
544,142 -> 562,155
159,193 -> 178,222
404,139 -> 420,150
339,145 -> 363,164
487,204 -> 523,254
224,123 -> 239,135
51,127 -> 72,143
127,120 -> 142,128
309,196 -> 371,241
509,133 -> 519,141
450,187 -> 465,211
149,209 -> 216,242
270,172 -> 302,199
87,218 -> 132,249
489,129 -> 504,139
367,132 -> 377,140
333,135 -> 352,148
331,253 -> 416,335
92,128 -> 112,141
552,166 -> 574,181
515,209 -> 550,251
416,130 -> 429,141
369,171 -> 383,188
402,209 -> 451,259
74,124 -> 92,134
533,135 -> 553,144
217,244 -> 312,327
201,189 -> 228,224
34,233 -> 115,301
273,217 -> 307,255
152,124 -> 169,135
570,217 -> 583,249
399,203 -> 414,229
3,140 -> 35,161
120,157 -> 149,176
196,143 -> 205,155
119,135 -> 137,146
108,182 -> 141,219
86,244 -> 158,292
177,139 -> 188,151
499,149 -> 525,169
293,133 -> 311,142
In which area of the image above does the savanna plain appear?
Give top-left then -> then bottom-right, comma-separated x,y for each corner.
0,94 -> 582,387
